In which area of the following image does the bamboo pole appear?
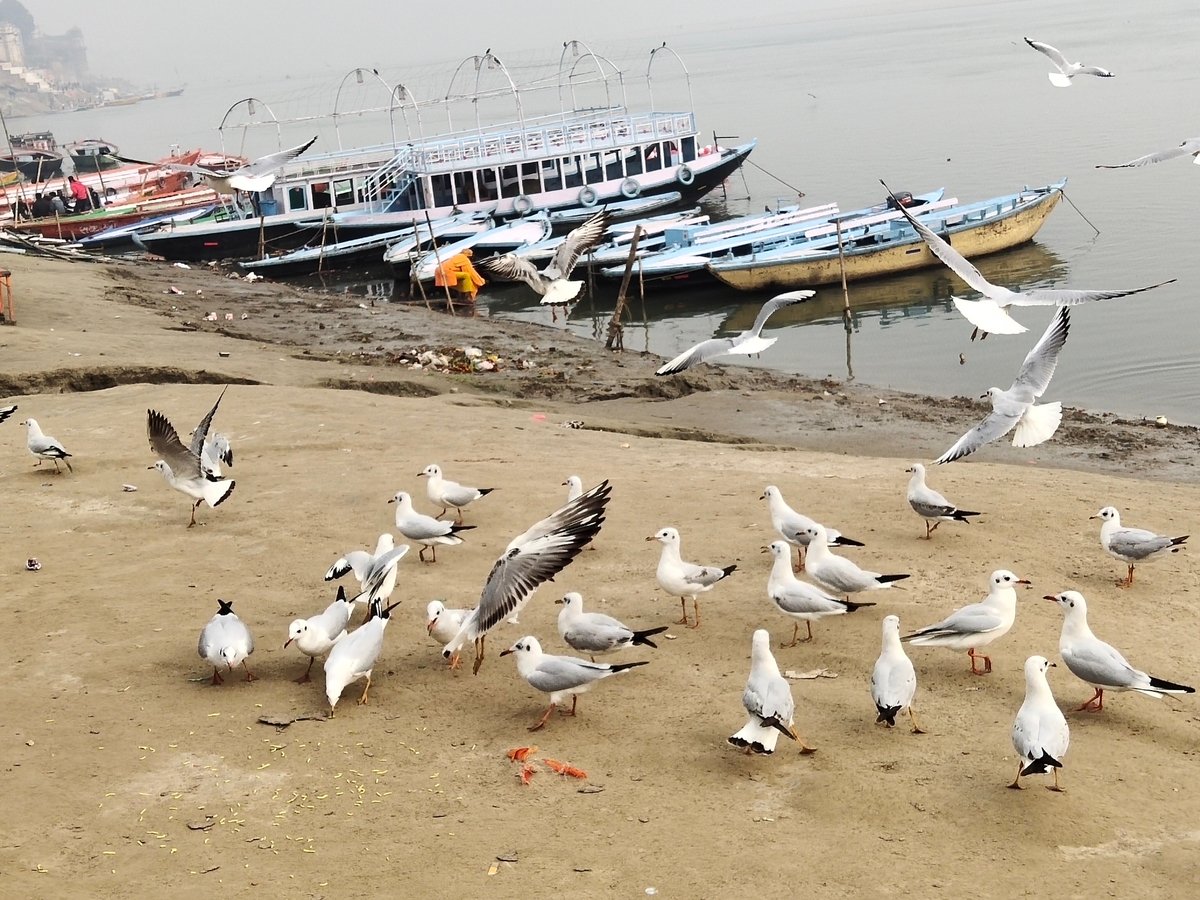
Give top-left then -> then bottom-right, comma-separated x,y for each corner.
423,210 -> 455,312
835,218 -> 851,328
606,225 -> 644,351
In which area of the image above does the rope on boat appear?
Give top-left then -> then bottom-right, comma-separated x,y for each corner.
742,158 -> 806,201
1060,190 -> 1100,237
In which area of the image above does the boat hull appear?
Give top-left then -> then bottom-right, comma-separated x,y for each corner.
708,187 -> 1063,292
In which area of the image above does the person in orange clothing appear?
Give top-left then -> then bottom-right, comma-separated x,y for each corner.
433,248 -> 486,301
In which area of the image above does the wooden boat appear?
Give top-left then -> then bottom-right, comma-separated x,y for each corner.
0,148 -> 64,182
12,186 -> 223,242
66,139 -> 122,172
707,180 -> 1065,291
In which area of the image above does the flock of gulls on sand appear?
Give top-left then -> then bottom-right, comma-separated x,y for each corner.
5,35 -> 1199,796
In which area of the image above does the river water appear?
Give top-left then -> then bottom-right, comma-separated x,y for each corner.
16,0 -> 1200,424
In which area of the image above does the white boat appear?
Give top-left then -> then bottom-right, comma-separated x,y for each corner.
407,214 -> 553,282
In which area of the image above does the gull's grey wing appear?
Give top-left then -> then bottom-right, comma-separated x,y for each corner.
745,670 -> 794,723
471,480 -> 611,634
1097,139 -> 1200,168
906,604 -> 1004,639
1108,527 -> 1177,560
934,409 -> 1021,465
527,654 -> 612,692
1062,640 -> 1141,689
547,209 -> 610,280
565,620 -> 633,653
197,620 -> 216,660
242,136 -> 318,177
189,387 -> 228,458
1024,38 -> 1070,71
325,550 -> 373,582
909,484 -> 957,519
746,292 -> 813,336
356,545 -> 409,601
398,515 -> 456,541
680,562 -> 729,586
1010,307 -> 1069,396
1076,65 -> 1112,77
479,253 -> 543,290
872,656 -> 916,709
655,338 -> 737,375
1009,279 -> 1176,308
883,184 -> 997,296
147,408 -> 202,477
441,482 -> 483,506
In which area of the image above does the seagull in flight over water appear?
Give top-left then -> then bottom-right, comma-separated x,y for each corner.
1097,137 -> 1200,169
655,291 -> 814,376
124,137 -> 318,196
1024,38 -> 1114,87
881,180 -> 1174,339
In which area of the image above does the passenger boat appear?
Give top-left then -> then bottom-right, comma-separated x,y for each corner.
65,139 -> 123,172
135,41 -> 755,262
706,181 -> 1065,291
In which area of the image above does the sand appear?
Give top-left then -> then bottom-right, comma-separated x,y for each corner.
2,254 -> 1199,898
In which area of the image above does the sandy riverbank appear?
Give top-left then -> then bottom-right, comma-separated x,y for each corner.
2,254 -> 1198,898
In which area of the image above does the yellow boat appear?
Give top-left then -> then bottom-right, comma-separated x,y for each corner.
0,170 -> 23,187
707,180 -> 1065,292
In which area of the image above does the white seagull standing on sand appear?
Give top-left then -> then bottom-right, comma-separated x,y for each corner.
1046,590 -> 1195,711
284,586 -> 353,683
1024,38 -> 1113,87
871,615 -> 923,733
1091,506 -> 1188,587
802,523 -> 908,601
159,136 -> 318,195
555,591 -> 668,660
648,526 -> 737,629
426,600 -> 472,670
728,629 -> 815,755
501,634 -> 648,731
198,598 -> 255,685
905,463 -> 981,538
761,485 -> 864,572
882,182 -> 1173,339
441,480 -> 612,674
655,291 -> 814,375
1097,136 -> 1200,169
1009,656 -> 1069,792
418,463 -> 495,523
22,417 -> 73,473
146,406 -> 235,526
479,209 -> 611,311
934,307 -> 1071,464
562,475 -> 583,503
389,490 -> 475,563
324,598 -> 402,715
902,569 -> 1029,675
764,541 -> 875,645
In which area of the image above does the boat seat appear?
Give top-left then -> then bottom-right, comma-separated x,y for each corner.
0,269 -> 12,324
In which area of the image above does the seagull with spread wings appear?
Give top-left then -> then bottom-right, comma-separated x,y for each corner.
479,209 -> 611,311
1097,137 -> 1200,169
1024,38 -> 1113,87
150,136 -> 317,196
146,390 -> 236,526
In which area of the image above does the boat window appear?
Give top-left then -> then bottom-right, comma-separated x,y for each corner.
520,162 -> 540,193
601,149 -> 622,180
287,186 -> 308,211
540,159 -> 562,192
333,178 -> 354,206
453,171 -> 477,205
584,153 -> 604,185
499,165 -> 520,199
681,135 -> 696,162
311,182 -> 332,209
645,143 -> 663,172
477,168 -> 498,202
431,173 -> 453,207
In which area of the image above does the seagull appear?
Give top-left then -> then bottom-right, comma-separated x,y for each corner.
802,523 -> 908,601
1097,137 -> 1200,169
0,404 -> 16,425
479,209 -> 611,310
178,387 -> 234,477
441,479 -> 611,674
146,407 -> 235,526
934,307 -> 1071,464
1024,38 -> 1113,87
647,526 -> 736,629
324,598 -> 402,715
654,291 -> 814,376
555,591 -> 668,660
1046,590 -> 1195,711
562,475 -> 583,503
325,533 -> 397,593
285,586 -> 352,683
1010,656 -> 1069,792
198,598 -> 255,685
389,490 -> 475,563
501,634 -> 648,730
728,629 -> 815,755
872,615 -> 923,733
418,463 -> 495,523
22,417 -> 73,473
905,463 -> 981,538
764,541 -> 875,645
761,485 -> 864,572
1091,506 -> 1188,587
426,600 -> 472,670
902,569 -> 1029,674
159,136 -> 318,195
882,182 -> 1173,339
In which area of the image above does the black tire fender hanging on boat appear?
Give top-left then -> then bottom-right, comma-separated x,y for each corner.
578,185 -> 599,207
676,164 -> 696,186
512,194 -> 534,215
620,178 -> 641,199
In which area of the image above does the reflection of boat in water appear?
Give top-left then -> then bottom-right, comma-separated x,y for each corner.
66,138 -> 122,172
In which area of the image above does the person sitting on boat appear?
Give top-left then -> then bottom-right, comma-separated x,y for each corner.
434,248 -> 486,302
31,193 -> 53,219
67,175 -> 92,212
49,192 -> 66,216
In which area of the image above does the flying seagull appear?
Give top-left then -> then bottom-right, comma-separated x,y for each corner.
479,209 -> 611,310
129,136 -> 318,196
655,291 -> 814,375
146,399 -> 235,526
934,307 -> 1070,464
1024,38 -> 1113,87
1097,137 -> 1200,169
881,180 -> 1174,339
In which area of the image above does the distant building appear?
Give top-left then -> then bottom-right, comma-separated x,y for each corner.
0,23 -> 23,66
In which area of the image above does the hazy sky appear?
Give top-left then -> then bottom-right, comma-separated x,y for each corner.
25,0 -> 782,87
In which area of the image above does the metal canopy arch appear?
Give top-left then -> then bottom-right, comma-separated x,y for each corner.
332,67 -> 395,150
217,97 -> 281,159
646,42 -> 693,115
558,39 -> 628,119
